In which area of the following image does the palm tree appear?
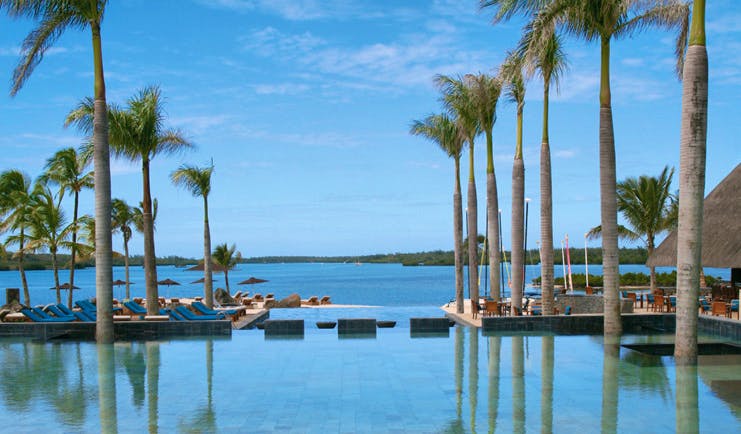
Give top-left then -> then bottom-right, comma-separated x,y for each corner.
67,86 -> 193,315
411,114 -> 466,313
436,75 -> 482,304
484,0 -> 690,335
518,19 -> 568,315
589,167 -> 675,295
0,170 -> 34,306
2,0 -> 115,343
464,73 -> 503,301
21,185 -> 75,305
42,147 -> 94,307
211,243 -> 242,296
675,0 -> 707,365
171,164 -> 216,306
500,52 -> 527,314
111,199 -> 136,299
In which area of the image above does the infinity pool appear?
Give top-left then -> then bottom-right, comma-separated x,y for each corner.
0,326 -> 738,433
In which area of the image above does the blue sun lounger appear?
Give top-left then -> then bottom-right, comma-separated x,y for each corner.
174,305 -> 223,321
32,306 -> 76,321
46,304 -> 92,322
191,301 -> 236,316
123,301 -> 148,315
76,299 -> 123,314
21,308 -> 73,322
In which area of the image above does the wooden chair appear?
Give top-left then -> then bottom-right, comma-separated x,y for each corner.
646,293 -> 655,310
470,299 -> 479,319
627,292 -> 637,307
319,295 -> 331,305
653,295 -> 665,312
711,301 -> 727,317
484,300 -> 498,317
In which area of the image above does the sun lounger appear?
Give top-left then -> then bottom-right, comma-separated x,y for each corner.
303,296 -> 319,306
46,304 -> 92,322
33,306 -> 76,321
191,301 -> 236,317
123,301 -> 148,316
76,299 -> 123,314
21,308 -> 73,322
319,296 -> 331,305
175,305 -> 223,321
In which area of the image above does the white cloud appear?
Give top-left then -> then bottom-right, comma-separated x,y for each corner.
253,83 -> 310,95
169,114 -> 230,136
110,160 -> 140,176
554,149 -> 576,159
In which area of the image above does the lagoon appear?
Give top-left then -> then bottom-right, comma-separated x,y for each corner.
0,263 -> 731,307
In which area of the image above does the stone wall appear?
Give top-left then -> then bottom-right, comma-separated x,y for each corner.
554,294 -> 633,314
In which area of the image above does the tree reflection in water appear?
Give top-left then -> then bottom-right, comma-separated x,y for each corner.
487,336 -> 501,434
469,327 -> 479,433
178,339 -> 216,433
146,341 -> 161,434
512,335 -> 525,434
541,336 -> 554,434
676,364 -> 699,434
97,344 -> 118,434
601,336 -> 620,434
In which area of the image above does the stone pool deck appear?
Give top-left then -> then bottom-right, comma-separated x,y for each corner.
442,300 -> 741,341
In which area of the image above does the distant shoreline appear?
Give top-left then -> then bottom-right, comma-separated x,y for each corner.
0,247 -> 651,270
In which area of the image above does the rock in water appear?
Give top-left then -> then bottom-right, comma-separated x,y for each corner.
214,288 -> 236,306
271,293 -> 301,308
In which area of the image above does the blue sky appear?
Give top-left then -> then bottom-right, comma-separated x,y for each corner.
0,0 -> 739,258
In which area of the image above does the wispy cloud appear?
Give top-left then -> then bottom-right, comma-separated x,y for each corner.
253,83 -> 311,95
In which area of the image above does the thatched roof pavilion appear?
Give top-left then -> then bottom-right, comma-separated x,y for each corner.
647,163 -> 741,282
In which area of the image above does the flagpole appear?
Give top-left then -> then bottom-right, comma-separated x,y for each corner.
584,233 -> 590,289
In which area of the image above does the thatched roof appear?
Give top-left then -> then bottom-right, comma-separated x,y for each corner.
647,163 -> 741,268
186,262 -> 227,272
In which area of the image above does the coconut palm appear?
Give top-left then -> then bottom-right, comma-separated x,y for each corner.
2,0 -> 115,342
484,0 -> 690,335
67,86 -> 194,315
411,114 -> 466,313
588,167 -> 675,295
675,0 -> 707,364
41,147 -> 94,307
0,170 -> 34,306
464,73 -> 503,301
517,20 -> 568,315
111,199 -> 136,299
436,75 -> 482,303
211,243 -> 241,296
20,185 -> 76,305
500,52 -> 527,314
171,164 -> 216,306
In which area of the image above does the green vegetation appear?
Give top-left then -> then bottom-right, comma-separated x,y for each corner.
531,272 -> 721,288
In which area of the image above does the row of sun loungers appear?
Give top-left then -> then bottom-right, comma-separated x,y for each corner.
16,300 -> 238,323
301,295 -> 331,306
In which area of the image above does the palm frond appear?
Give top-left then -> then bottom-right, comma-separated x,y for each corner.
170,164 -> 213,198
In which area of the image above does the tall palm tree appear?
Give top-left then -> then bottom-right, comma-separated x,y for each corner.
2,0 -> 115,342
518,19 -> 568,315
211,243 -> 241,296
42,147 -> 94,307
171,164 -> 215,306
436,75 -> 482,304
484,0 -> 690,335
500,52 -> 527,314
675,0 -> 707,365
67,86 -> 194,315
111,199 -> 135,299
589,167 -> 676,294
21,185 -> 75,305
0,170 -> 34,306
464,73 -> 503,301
411,114 -> 466,313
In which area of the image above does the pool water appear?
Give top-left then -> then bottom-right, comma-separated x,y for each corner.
0,327 -> 738,433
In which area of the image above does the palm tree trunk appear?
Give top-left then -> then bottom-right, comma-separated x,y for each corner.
486,130 -> 501,301
511,102 -> 525,313
467,142 -> 479,304
541,84 -> 555,315
68,190 -> 79,308
511,158 -> 524,312
52,250 -> 61,305
675,0 -> 707,365
648,238 -> 657,294
599,36 -> 621,337
91,22 -> 114,343
203,196 -> 214,306
18,230 -> 30,306
224,270 -> 230,294
124,238 -> 130,299
454,157 -> 464,313
142,159 -> 159,315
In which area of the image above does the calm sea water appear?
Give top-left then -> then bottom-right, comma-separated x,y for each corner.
0,263 -> 731,307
